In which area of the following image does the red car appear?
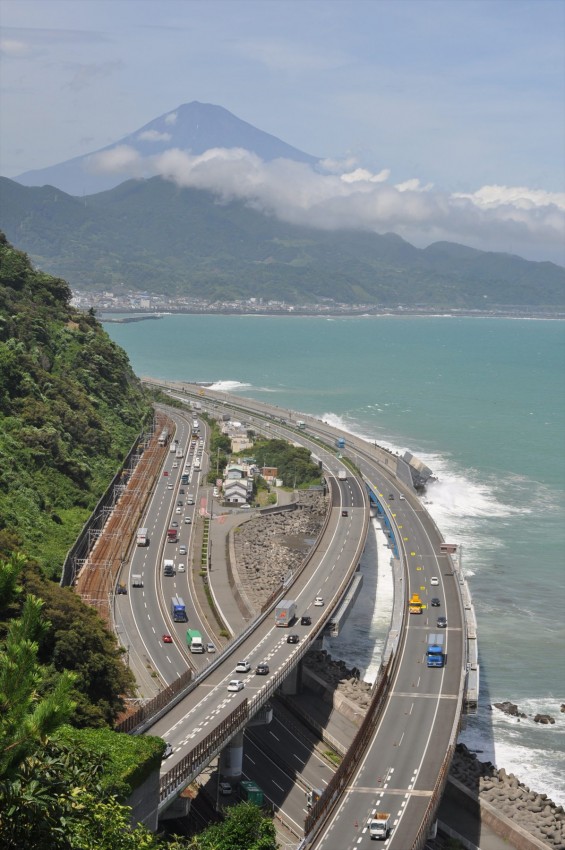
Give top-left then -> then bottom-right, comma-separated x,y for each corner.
162,634 -> 173,644
163,470 -> 169,477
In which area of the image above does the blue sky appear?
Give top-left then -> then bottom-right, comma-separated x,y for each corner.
1,0 -> 564,262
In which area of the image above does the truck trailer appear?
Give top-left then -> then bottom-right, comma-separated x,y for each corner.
136,527 -> 148,547
426,633 -> 445,667
275,599 -> 297,627
368,812 -> 390,840
163,559 -> 175,577
186,629 -> 204,653
171,596 -> 188,622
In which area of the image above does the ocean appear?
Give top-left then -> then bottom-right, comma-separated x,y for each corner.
104,313 -> 565,804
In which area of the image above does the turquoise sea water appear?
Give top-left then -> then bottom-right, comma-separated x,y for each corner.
105,314 -> 565,802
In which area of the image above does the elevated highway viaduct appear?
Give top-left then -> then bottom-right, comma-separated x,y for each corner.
132,382 -> 470,848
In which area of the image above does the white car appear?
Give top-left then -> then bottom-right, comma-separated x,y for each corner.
207,643 -> 216,653
186,497 -> 194,505
172,462 -> 178,468
314,596 -> 324,607
175,507 -> 182,514
184,516 -> 192,524
167,483 -> 174,490
177,563 -> 185,573
399,494 -> 406,500
430,576 -> 439,586
213,488 -> 219,497
227,679 -> 244,692
235,660 -> 251,673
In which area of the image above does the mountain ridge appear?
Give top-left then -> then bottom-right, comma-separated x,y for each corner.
1,175 -> 563,309
14,101 -> 319,196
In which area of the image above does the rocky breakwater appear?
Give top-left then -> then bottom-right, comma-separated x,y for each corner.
303,649 -> 373,713
451,743 -> 565,849
232,491 -> 328,612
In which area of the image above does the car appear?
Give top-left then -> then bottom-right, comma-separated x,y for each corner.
175,507 -> 182,514
172,462 -> 179,468
213,488 -> 219,497
177,563 -> 185,573
430,576 -> 439,586
184,516 -> 192,524
399,494 -> 406,500
179,488 -> 185,494
287,633 -> 300,644
314,596 -> 324,607
177,500 -> 184,506
341,509 -> 348,517
167,483 -> 174,489
207,643 -> 216,653
163,470 -> 169,477
300,615 -> 312,626
186,497 -> 194,505
171,521 -> 179,528
116,583 -> 127,595
162,743 -> 174,759
219,781 -> 232,795
431,597 -> 441,607
227,679 -> 244,692
388,493 -> 395,500
255,662 -> 269,675
162,634 -> 173,644
437,616 -> 448,628
179,545 -> 187,555
235,660 -> 251,673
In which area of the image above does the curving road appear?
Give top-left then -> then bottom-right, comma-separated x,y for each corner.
126,383 -> 466,847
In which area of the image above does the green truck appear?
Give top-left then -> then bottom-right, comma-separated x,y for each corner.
186,629 -> 204,653
240,780 -> 264,806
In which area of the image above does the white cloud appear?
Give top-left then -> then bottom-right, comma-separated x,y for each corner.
453,184 -> 565,211
137,130 -> 172,143
341,167 -> 390,184
87,145 -> 143,175
81,145 -> 565,263
164,112 -> 177,125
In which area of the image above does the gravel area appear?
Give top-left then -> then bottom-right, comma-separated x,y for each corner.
232,490 -> 328,611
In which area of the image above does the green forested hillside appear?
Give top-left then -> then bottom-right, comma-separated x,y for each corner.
0,233 -> 151,576
1,176 -> 564,308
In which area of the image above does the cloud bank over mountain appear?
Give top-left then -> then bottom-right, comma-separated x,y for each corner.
88,144 -> 565,264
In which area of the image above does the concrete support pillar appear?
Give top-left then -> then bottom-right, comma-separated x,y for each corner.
280,659 -> 302,695
219,730 -> 244,779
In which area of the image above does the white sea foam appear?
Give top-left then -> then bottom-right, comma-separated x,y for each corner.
318,408 -> 565,803
207,379 -> 252,392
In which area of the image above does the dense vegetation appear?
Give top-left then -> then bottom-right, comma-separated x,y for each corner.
0,554 -> 277,849
2,176 -> 564,308
0,233 -> 152,726
0,232 -> 151,576
245,438 -> 322,487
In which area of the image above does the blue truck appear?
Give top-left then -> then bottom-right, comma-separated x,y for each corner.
426,633 -> 445,667
171,596 -> 188,622
335,437 -> 346,449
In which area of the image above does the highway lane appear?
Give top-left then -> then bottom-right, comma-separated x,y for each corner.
147,473 -> 367,774
115,411 -> 202,691
131,386 -> 465,848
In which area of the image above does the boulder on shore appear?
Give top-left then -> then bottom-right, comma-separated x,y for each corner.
493,701 -> 526,719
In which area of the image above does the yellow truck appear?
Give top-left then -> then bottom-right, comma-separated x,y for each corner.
409,593 -> 423,614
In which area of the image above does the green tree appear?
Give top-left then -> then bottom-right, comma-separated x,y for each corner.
0,555 -> 76,779
192,802 -> 278,850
